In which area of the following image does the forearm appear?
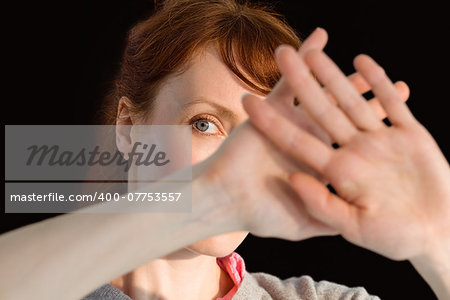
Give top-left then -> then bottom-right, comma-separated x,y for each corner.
0,167 -> 238,299
410,237 -> 450,299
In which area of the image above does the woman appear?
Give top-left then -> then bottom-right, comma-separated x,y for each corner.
0,0 -> 448,299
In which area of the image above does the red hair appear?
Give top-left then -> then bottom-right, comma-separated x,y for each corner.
103,0 -> 301,124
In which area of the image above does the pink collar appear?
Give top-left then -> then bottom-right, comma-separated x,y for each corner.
216,252 -> 246,300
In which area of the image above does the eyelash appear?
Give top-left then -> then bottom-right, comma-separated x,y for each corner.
189,114 -> 225,136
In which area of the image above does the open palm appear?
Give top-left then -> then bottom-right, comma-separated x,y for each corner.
200,29 -> 410,242
243,45 -> 450,260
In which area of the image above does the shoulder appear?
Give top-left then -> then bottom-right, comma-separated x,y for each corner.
233,271 -> 380,300
81,284 -> 132,300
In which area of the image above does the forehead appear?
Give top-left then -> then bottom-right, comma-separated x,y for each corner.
149,45 -> 257,123
162,45 -> 253,100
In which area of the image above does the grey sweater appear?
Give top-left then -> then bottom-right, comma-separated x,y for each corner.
82,271 -> 379,299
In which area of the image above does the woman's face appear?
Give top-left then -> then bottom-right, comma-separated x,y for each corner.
146,45 -> 259,257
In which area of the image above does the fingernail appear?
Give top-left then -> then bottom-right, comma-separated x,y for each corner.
241,92 -> 250,102
275,44 -> 287,57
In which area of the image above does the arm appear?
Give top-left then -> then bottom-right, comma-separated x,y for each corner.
0,169 -> 240,300
0,29 -> 330,299
410,233 -> 450,299
0,28 -> 411,300
243,42 -> 450,298
0,29 -> 333,300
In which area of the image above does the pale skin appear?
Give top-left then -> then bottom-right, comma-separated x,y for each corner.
111,28 -> 411,299
0,28 -> 447,300
242,38 -> 450,298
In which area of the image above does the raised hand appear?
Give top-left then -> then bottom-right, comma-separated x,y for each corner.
242,43 -> 450,263
200,29 -> 410,242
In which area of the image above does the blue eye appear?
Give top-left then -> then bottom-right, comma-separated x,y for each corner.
193,119 -> 220,134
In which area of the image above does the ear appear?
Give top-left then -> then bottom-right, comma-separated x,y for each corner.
116,97 -> 135,160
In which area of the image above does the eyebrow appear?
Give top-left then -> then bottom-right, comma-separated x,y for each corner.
180,98 -> 239,123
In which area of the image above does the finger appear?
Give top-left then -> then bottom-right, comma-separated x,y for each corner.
263,77 -> 332,146
325,72 -> 371,104
325,72 -> 391,104
297,27 -> 328,57
301,217 -> 340,238
326,74 -> 410,119
353,54 -> 416,126
367,81 -> 410,120
268,27 -> 328,111
304,50 -> 382,131
242,93 -> 333,174
289,172 -> 359,236
266,78 -> 297,115
275,45 -> 358,144
345,73 -> 409,100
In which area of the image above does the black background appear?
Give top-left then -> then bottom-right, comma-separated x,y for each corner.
3,1 -> 448,299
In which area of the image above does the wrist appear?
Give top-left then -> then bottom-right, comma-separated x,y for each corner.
191,160 -> 246,236
410,231 -> 450,299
